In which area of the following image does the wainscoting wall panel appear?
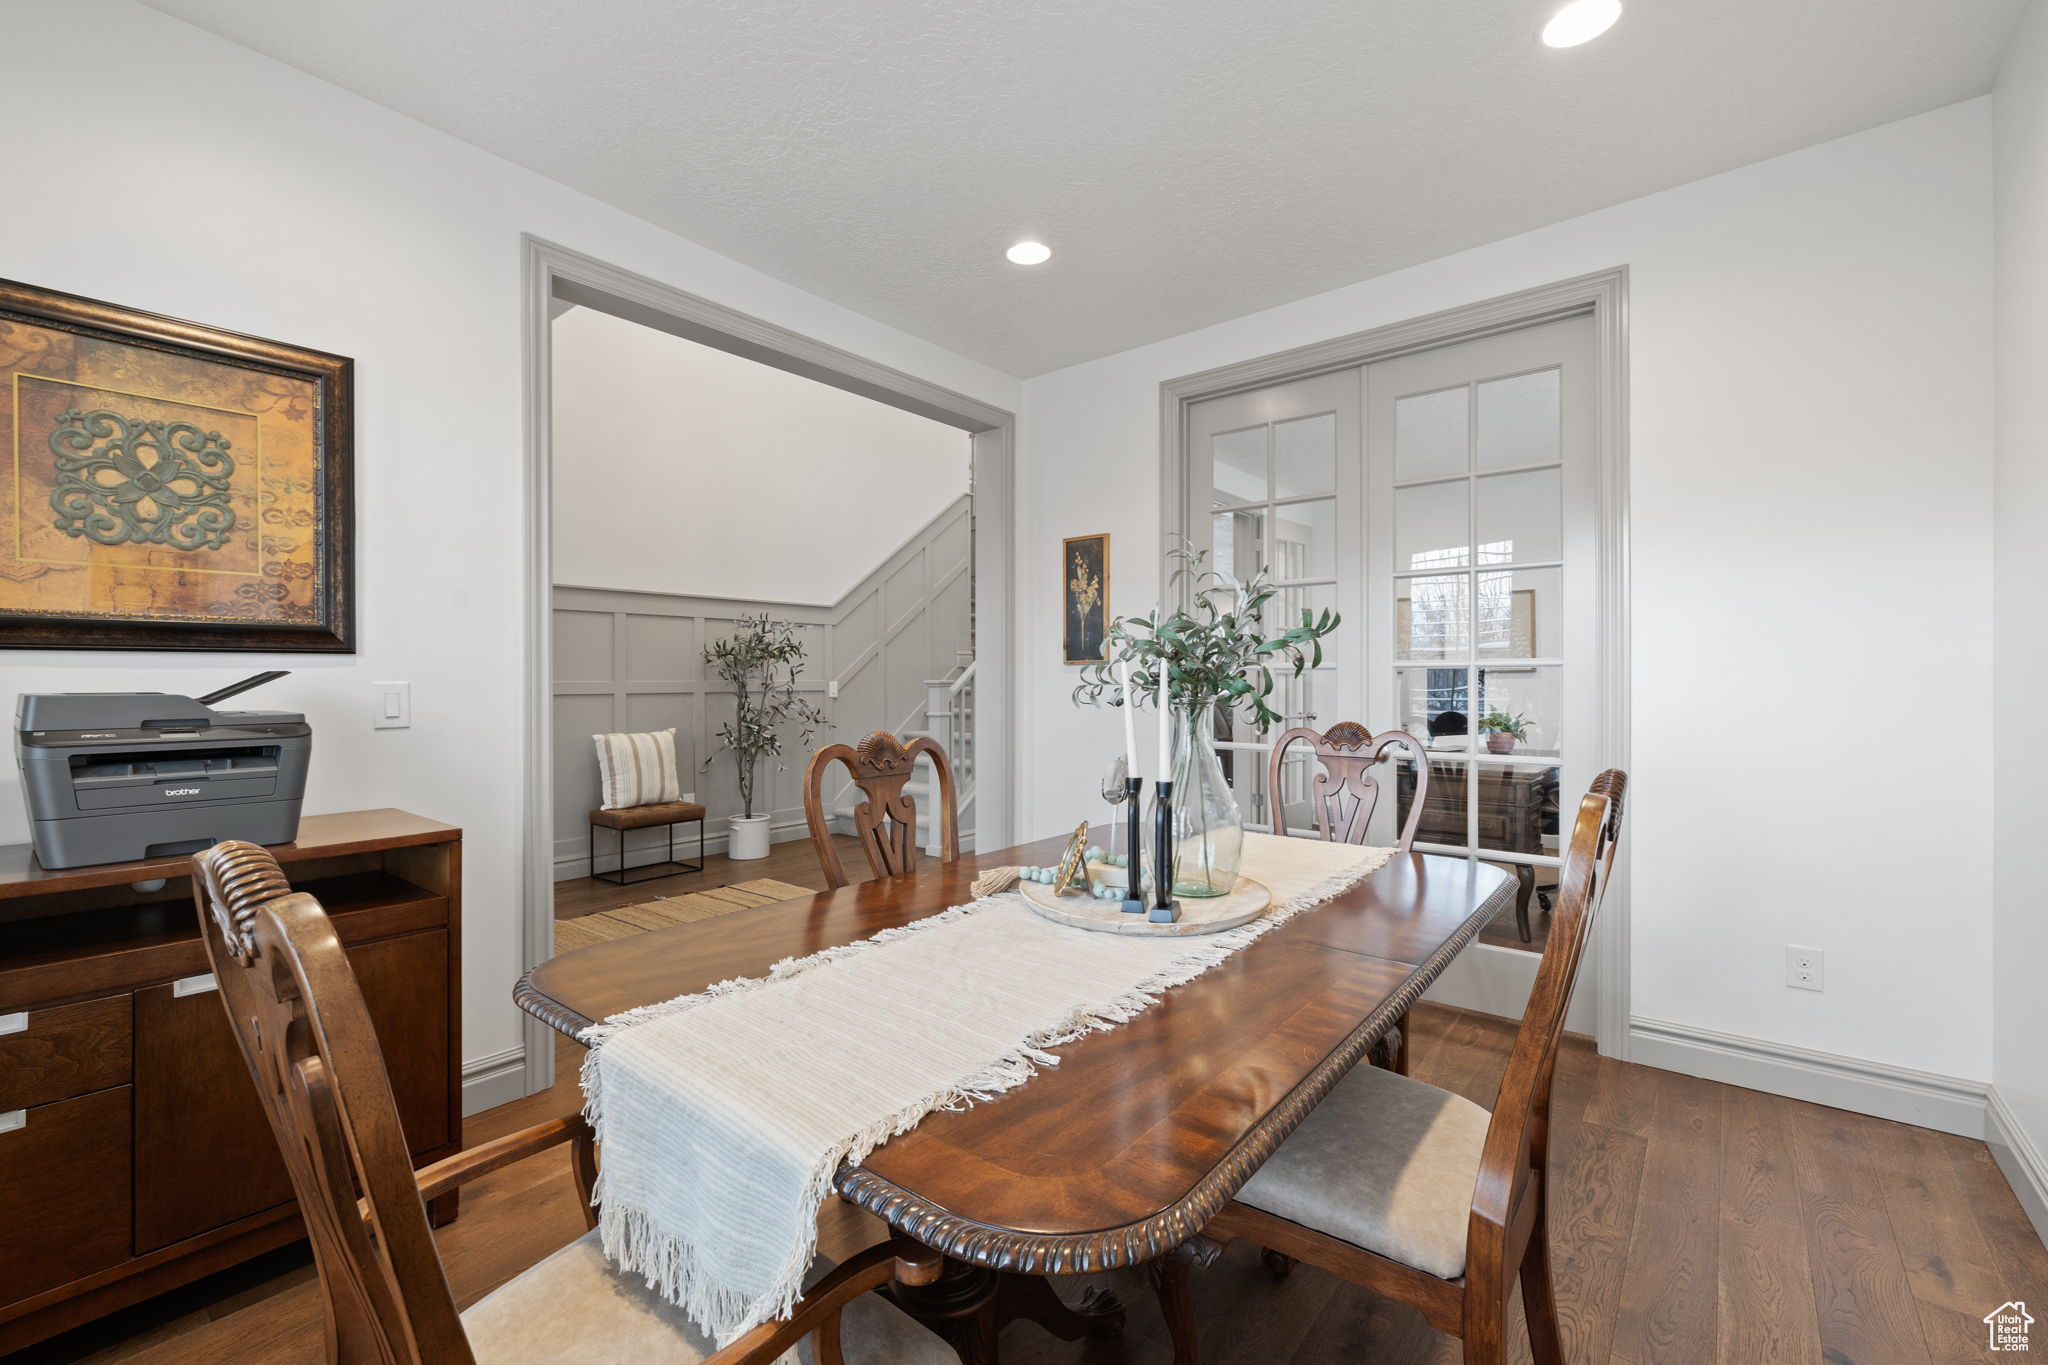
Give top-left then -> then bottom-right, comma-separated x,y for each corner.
552,495 -> 973,876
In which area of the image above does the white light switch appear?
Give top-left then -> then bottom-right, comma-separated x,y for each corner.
373,681 -> 412,729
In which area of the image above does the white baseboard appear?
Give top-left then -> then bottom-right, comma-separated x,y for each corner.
1986,1085 -> 2048,1245
1629,1017 -> 1988,1139
461,1047 -> 529,1117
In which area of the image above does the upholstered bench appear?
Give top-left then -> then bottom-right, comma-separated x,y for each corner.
588,800 -> 706,886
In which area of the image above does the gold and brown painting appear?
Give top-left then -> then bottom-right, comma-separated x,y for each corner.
0,278 -> 352,651
1063,532 -> 1109,665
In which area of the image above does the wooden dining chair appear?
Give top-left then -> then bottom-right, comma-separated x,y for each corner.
802,731 -> 961,890
1265,721 -> 1429,849
1268,721 -> 1429,1073
1150,769 -> 1628,1365
189,840 -> 954,1365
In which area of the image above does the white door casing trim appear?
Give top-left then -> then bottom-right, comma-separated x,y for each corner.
1158,268 -> 1632,1057
520,235 -> 1019,1097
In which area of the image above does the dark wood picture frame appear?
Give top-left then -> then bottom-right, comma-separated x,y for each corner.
1062,532 -> 1109,665
0,278 -> 354,652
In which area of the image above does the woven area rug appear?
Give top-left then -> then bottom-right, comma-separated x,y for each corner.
554,878 -> 815,955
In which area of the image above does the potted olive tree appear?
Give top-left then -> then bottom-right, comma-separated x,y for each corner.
703,614 -> 826,860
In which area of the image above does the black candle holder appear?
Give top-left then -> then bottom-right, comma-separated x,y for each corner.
1151,778 -> 1179,922
1120,775 -> 1146,914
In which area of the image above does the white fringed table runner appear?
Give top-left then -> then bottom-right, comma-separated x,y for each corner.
580,832 -> 1394,1342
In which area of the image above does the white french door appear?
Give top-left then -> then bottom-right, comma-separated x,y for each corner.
1186,369 -> 1363,835
1365,317 -> 1597,936
1180,315 -> 1599,970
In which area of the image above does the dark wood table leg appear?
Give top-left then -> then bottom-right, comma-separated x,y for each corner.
888,1257 -> 1001,1365
1512,864 -> 1535,942
889,1255 -> 1124,1364
995,1270 -> 1124,1341
1149,1236 -> 1222,1365
1368,1009 -> 1410,1075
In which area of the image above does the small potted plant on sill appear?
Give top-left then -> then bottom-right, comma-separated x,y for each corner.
1478,708 -> 1531,754
703,613 -> 826,860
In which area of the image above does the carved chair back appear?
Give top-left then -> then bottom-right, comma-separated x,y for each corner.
1464,770 -> 1627,1307
802,732 -> 961,889
191,840 -> 474,1365
1266,722 -> 1430,849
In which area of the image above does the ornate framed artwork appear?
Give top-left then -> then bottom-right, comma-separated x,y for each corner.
1063,532 -> 1109,665
0,278 -> 353,651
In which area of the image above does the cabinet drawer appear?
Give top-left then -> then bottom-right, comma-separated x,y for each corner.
133,974 -> 293,1255
132,931 -> 452,1255
0,995 -> 131,1111
0,1087 -> 133,1305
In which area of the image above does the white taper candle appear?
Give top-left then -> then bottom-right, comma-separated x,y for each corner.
1156,634 -> 1171,780
1118,659 -> 1139,779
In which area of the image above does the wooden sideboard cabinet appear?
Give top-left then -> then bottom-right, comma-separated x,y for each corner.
0,809 -> 462,1353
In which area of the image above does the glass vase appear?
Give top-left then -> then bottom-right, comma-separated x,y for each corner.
1168,703 -> 1244,897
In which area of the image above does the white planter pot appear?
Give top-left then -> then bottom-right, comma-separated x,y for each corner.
727,815 -> 772,861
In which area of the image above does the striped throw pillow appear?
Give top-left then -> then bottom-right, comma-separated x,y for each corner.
592,728 -> 681,810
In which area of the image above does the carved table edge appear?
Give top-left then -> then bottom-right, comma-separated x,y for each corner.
833,876 -> 1517,1274
513,975 -> 597,1040
512,876 -> 1516,1276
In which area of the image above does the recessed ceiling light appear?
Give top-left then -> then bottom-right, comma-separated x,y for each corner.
1541,0 -> 1621,47
1006,240 -> 1052,265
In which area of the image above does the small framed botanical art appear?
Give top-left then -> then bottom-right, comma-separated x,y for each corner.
1063,532 -> 1109,665
0,278 -> 353,651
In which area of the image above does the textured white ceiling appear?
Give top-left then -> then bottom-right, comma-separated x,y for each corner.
140,0 -> 2025,376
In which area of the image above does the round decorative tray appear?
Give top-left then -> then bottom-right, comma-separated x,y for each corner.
1015,875 -> 1273,937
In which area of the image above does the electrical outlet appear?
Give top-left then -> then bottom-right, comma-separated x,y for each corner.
683,791 -> 696,804
1786,944 -> 1825,992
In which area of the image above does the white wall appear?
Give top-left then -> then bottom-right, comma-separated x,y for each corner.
551,307 -> 968,603
1993,0 -> 2048,1216
1018,101 -> 1996,1081
0,0 -> 1019,1086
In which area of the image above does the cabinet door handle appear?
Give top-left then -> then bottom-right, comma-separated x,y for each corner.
0,1110 -> 23,1135
172,973 -> 218,997
0,1012 -> 25,1036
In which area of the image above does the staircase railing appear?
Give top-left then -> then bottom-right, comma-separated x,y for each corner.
923,658 -> 976,854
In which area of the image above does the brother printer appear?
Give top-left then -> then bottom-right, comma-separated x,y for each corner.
14,671 -> 312,869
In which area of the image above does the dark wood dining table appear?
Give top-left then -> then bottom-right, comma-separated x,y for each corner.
515,831 -> 1513,1362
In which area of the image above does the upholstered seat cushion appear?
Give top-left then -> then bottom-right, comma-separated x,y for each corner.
589,801 -> 708,831
461,1229 -> 954,1363
1234,1062 -> 1491,1280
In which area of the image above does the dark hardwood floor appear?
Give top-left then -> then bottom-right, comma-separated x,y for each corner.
18,1002 -> 2044,1365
